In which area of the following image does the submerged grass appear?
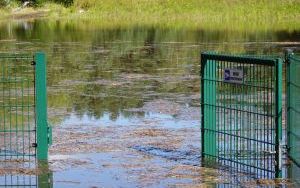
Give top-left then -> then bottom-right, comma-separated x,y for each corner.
1,0 -> 300,31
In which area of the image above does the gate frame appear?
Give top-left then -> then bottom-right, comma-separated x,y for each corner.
200,52 -> 283,177
0,52 -> 51,161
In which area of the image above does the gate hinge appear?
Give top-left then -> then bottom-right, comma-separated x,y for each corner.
47,122 -> 52,146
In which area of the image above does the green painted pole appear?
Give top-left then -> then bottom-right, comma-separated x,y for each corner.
286,51 -> 292,163
201,54 -> 206,160
35,52 -> 48,161
275,58 -> 282,178
201,53 -> 217,162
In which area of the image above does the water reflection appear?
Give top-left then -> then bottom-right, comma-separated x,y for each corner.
0,20 -> 299,123
0,162 -> 52,188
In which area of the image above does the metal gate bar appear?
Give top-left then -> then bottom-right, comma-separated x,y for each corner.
201,52 -> 282,178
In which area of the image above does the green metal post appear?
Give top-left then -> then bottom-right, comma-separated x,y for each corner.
201,55 -> 205,160
275,58 -> 282,177
201,53 -> 217,161
35,52 -> 48,161
286,51 -> 291,164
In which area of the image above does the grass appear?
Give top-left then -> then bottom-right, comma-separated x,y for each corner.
1,0 -> 300,31
70,0 -> 300,31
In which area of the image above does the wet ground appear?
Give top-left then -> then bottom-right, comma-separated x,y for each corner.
0,20 -> 300,187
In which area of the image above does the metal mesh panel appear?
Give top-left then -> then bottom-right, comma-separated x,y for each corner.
201,53 -> 282,178
287,54 -> 300,166
0,54 -> 36,165
0,53 -> 51,187
0,175 -> 37,187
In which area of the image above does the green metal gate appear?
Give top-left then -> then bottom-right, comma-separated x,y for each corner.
0,52 -> 51,163
287,52 -> 300,167
201,52 -> 282,178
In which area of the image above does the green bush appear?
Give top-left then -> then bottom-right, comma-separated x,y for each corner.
0,0 -> 7,7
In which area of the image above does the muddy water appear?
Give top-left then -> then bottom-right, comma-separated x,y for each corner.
0,19 -> 300,187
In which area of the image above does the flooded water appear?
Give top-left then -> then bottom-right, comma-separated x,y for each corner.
0,19 -> 300,187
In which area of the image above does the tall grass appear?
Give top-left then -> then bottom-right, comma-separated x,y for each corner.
67,0 -> 300,31
1,0 -> 300,31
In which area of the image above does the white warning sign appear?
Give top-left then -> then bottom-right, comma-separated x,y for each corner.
224,68 -> 244,84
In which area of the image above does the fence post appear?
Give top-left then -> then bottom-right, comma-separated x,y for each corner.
201,54 -> 206,160
201,53 -> 217,162
285,49 -> 293,159
35,52 -> 48,161
275,58 -> 283,178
